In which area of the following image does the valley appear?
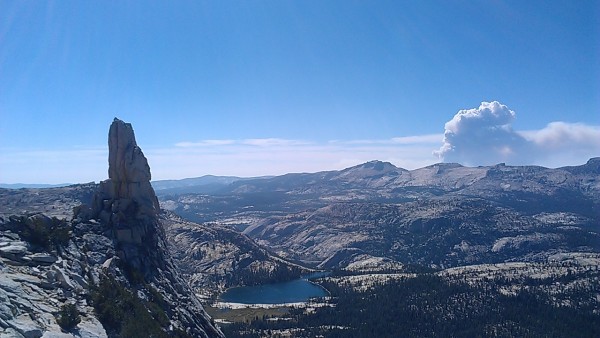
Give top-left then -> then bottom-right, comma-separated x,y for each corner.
157,159 -> 599,271
3,2 -> 598,336
1,154 -> 598,337
153,158 -> 600,337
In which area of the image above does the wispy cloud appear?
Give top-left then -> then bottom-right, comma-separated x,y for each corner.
520,122 -> 600,149
175,140 -> 236,147
144,134 -> 445,180
241,138 -> 311,147
391,134 -> 443,145
145,139 -> 439,180
174,138 -> 311,148
330,134 -> 441,146
2,108 -> 598,184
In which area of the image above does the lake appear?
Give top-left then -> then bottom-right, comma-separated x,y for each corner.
219,273 -> 329,304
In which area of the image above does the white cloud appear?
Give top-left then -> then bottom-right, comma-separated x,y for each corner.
175,140 -> 236,147
332,134 -> 442,146
241,138 -> 311,147
435,101 -> 600,167
391,134 -> 443,145
2,104 -> 598,184
4,140 -> 410,183
175,138 -> 311,148
520,122 -> 600,149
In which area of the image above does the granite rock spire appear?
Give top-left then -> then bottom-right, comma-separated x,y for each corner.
90,118 -> 163,276
92,118 -> 159,230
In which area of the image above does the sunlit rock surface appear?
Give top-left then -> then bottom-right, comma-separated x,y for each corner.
0,118 -> 223,338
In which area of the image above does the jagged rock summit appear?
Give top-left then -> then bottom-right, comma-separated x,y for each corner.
93,118 -> 159,224
108,118 -> 151,184
107,118 -> 159,215
0,118 -> 223,337
89,118 -> 164,279
78,118 -> 222,337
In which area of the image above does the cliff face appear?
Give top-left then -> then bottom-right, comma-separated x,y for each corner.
89,118 -> 223,337
0,118 -> 223,338
102,118 -> 159,220
91,118 -> 163,277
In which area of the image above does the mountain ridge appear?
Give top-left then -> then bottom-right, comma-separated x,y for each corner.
159,157 -> 599,272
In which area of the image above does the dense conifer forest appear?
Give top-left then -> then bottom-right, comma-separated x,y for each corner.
222,274 -> 600,338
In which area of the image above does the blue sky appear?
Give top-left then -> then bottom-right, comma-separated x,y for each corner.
1,1 -> 599,183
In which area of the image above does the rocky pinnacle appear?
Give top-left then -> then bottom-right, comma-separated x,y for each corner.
108,118 -> 150,186
106,118 -> 159,216
90,118 -> 163,274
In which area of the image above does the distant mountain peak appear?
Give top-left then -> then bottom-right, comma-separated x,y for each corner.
363,160 -> 395,168
562,156 -> 600,175
424,162 -> 464,169
350,160 -> 402,172
585,157 -> 600,168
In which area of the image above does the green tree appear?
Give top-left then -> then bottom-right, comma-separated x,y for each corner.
56,303 -> 81,331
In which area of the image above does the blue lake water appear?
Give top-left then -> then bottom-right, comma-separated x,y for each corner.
219,273 -> 329,304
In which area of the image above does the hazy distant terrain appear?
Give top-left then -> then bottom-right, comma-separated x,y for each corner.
158,158 -> 600,269
1,158 -> 598,337
158,158 -> 600,337
0,183 -> 73,189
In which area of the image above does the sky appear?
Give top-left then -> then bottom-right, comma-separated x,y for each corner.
1,1 -> 599,184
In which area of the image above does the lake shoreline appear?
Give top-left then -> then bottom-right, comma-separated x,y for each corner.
218,272 -> 331,305
214,297 -> 332,310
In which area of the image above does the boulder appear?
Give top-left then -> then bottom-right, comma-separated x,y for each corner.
27,254 -> 57,264
0,328 -> 25,338
11,314 -> 42,338
0,244 -> 28,256
51,267 -> 74,290
24,215 -> 53,232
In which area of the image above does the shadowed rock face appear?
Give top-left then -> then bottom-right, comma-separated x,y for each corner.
91,118 -> 164,275
85,118 -> 223,337
108,119 -> 151,183
0,118 -> 223,337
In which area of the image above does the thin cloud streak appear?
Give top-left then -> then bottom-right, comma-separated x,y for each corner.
519,122 -> 600,149
175,140 -> 236,147
241,138 -> 312,147
391,134 -> 443,144
1,123 -> 598,184
174,138 -> 312,148
146,142 -> 438,180
331,134 -> 442,146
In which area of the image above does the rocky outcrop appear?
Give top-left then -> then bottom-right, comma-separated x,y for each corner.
1,214 -> 109,338
102,118 -> 159,219
162,212 -> 309,292
92,118 -> 159,243
0,118 -> 223,337
0,184 -> 96,220
88,118 -> 165,279
87,118 -> 221,337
